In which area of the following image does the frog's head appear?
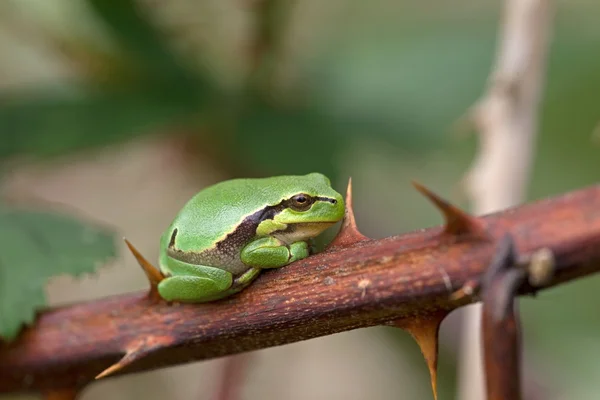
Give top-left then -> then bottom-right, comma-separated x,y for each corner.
268,172 -> 345,242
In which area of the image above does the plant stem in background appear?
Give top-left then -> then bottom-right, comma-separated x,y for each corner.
456,0 -> 555,399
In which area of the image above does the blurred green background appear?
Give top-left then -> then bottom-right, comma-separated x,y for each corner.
1,0 -> 599,399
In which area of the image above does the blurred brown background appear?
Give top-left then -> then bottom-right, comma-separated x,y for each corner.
1,0 -> 599,399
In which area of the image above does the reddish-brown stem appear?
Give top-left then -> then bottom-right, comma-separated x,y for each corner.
482,266 -> 525,400
1,184 -> 599,394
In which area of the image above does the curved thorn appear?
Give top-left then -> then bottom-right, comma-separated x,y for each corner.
449,279 -> 479,301
342,177 -> 362,234
411,181 -> 488,238
124,238 -> 164,300
392,311 -> 448,400
327,177 -> 369,249
95,350 -> 138,380
95,336 -> 174,380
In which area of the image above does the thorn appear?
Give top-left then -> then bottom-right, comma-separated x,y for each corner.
95,344 -> 146,380
95,336 -> 174,380
449,279 -> 478,301
124,238 -> 164,301
95,354 -> 132,380
411,181 -> 489,238
327,177 -> 369,249
392,311 -> 448,400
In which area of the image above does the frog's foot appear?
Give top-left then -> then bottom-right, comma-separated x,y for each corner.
223,267 -> 262,297
289,241 -> 309,263
157,262 -> 233,303
176,267 -> 263,301
241,237 -> 309,268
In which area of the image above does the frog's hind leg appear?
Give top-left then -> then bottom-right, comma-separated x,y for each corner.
158,261 -> 233,303
218,267 -> 262,299
195,267 -> 263,301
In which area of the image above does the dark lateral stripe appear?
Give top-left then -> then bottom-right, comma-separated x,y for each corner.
213,196 -> 337,252
168,229 -> 178,248
212,203 -> 285,254
169,194 -> 337,262
315,196 -> 338,204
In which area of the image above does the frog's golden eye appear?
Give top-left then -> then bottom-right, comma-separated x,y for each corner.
293,194 -> 307,204
289,193 -> 313,211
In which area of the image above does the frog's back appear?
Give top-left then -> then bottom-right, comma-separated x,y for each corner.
164,174 -> 328,253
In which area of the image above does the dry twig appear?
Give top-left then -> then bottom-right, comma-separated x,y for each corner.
456,0 -> 555,398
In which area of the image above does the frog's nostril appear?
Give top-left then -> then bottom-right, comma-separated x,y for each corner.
330,199 -> 337,204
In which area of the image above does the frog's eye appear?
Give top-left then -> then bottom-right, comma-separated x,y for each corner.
289,193 -> 314,211
293,194 -> 307,204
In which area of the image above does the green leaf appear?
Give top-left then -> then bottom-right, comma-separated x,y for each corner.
0,86 -> 204,160
0,207 -> 117,341
0,0 -> 222,161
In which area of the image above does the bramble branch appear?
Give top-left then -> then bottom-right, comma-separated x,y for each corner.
1,182 -> 599,395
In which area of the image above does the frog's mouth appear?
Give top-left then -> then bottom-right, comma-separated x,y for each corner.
274,222 -> 336,245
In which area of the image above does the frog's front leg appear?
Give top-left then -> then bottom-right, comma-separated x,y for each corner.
241,237 -> 309,268
158,258 -> 233,303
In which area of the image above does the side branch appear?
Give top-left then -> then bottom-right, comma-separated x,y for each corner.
1,184 -> 600,394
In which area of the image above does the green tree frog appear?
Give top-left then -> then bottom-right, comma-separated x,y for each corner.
157,172 -> 345,302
